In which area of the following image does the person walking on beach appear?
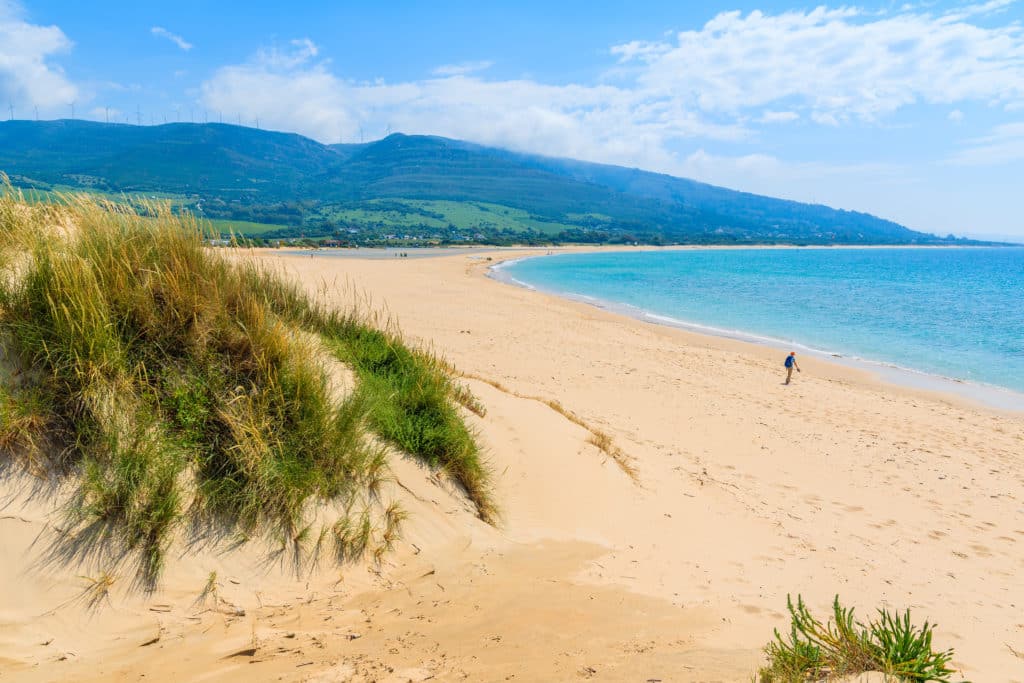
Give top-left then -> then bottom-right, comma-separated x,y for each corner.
784,352 -> 800,384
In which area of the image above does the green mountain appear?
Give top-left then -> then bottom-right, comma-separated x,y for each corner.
0,119 -> 954,244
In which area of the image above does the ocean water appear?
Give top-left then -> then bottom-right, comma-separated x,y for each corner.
496,248 -> 1024,399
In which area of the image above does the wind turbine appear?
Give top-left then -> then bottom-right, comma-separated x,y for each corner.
69,101 -> 75,119
136,105 -> 142,126
105,106 -> 110,123
8,103 -> 13,121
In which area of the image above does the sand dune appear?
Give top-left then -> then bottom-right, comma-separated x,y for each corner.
3,247 -> 1023,681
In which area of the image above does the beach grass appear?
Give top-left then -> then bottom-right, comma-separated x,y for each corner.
758,595 -> 963,682
459,370 -> 637,481
0,184 -> 491,583
227,256 -> 494,522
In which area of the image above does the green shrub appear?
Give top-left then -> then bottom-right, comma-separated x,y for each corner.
759,595 -> 964,682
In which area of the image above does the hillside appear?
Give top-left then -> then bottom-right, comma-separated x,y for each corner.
0,119 -> 953,244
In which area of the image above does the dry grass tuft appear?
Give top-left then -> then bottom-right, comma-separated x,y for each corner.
376,501 -> 409,562
461,371 -> 638,482
199,570 -> 220,607
452,383 -> 487,417
79,571 -> 117,609
586,430 -> 638,480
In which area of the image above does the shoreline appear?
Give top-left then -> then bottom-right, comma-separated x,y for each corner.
486,249 -> 1024,414
258,241 -> 1024,266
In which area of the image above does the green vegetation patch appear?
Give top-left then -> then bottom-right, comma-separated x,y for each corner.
207,218 -> 288,236
319,199 -> 576,236
228,261 -> 493,523
0,186 -> 490,584
403,200 -> 576,235
324,327 -> 491,521
759,595 -> 964,682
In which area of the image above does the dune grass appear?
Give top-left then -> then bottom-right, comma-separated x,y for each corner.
459,370 -> 637,481
0,185 -> 491,583
224,253 -> 494,522
323,327 -> 493,521
759,595 -> 964,682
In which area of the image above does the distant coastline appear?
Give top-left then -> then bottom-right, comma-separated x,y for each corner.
272,241 -> 1023,258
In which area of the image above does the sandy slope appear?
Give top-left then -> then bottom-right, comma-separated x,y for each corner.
3,247 -> 1023,681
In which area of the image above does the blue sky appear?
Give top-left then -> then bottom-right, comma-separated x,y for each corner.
2,0 -> 1023,238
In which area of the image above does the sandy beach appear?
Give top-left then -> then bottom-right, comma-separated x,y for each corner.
3,246 -> 1023,681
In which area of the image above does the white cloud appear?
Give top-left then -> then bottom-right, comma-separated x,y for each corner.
811,111 -> 841,126
200,39 -> 746,168
759,110 -> 800,124
940,0 -> 1017,21
948,109 -> 965,123
0,0 -> 78,110
255,38 -> 317,69
432,60 -> 493,77
613,4 -> 1024,122
608,40 -> 671,62
199,4 -> 1024,172
678,148 -> 936,229
680,148 -> 908,190
151,26 -> 192,51
948,121 -> 1024,165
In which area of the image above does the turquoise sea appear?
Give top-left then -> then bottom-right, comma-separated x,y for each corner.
496,248 -> 1024,402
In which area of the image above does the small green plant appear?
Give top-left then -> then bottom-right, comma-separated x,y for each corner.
759,595 -> 964,682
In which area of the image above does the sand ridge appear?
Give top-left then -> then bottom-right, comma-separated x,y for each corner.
2,246 -> 1023,681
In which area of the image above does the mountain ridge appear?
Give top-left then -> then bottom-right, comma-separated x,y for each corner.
0,119 -> 965,244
